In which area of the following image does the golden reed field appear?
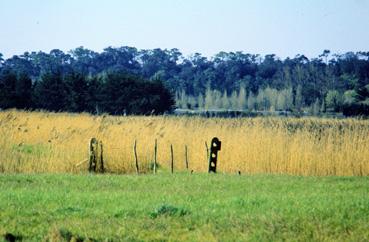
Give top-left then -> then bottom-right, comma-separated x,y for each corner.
0,110 -> 368,176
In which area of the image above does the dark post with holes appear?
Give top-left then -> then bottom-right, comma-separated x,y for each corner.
208,137 -> 221,173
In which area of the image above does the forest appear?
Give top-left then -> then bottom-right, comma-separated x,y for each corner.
0,47 -> 368,116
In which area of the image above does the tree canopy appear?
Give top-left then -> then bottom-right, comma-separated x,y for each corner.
1,47 -> 369,116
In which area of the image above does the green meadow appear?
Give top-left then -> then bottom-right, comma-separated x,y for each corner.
1,173 -> 369,241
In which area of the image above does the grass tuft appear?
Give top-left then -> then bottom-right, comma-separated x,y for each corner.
150,204 -> 190,218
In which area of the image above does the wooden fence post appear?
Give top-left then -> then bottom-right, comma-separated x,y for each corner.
89,138 -> 104,173
170,144 -> 174,174
134,140 -> 139,175
89,138 -> 97,172
205,141 -> 209,162
97,140 -> 104,173
154,139 -> 157,174
185,145 -> 189,170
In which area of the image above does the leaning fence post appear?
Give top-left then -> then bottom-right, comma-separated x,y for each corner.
134,140 -> 139,175
205,141 -> 209,161
185,145 -> 189,170
208,137 -> 221,173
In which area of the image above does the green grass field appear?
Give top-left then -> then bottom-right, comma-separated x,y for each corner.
1,173 -> 369,241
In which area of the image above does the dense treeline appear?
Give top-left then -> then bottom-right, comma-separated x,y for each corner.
0,67 -> 174,115
0,47 -> 368,116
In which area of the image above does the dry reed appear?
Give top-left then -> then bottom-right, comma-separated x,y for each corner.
0,110 -> 368,176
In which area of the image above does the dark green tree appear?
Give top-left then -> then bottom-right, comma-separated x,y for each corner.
0,69 -> 17,108
15,72 -> 33,109
64,72 -> 89,112
86,76 -> 103,114
99,71 -> 174,115
34,72 -> 67,111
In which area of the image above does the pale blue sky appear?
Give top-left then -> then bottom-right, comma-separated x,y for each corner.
1,0 -> 368,59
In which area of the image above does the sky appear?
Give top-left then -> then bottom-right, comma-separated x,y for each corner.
1,0 -> 369,59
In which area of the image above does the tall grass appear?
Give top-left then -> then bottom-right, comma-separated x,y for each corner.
0,110 -> 368,176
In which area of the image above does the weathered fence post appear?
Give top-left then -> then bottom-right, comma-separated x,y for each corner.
134,140 -> 139,175
205,141 -> 209,161
89,138 -> 104,173
170,144 -> 174,174
153,139 -> 157,174
208,137 -> 221,173
185,145 -> 189,170
97,140 -> 104,173
89,138 -> 97,172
